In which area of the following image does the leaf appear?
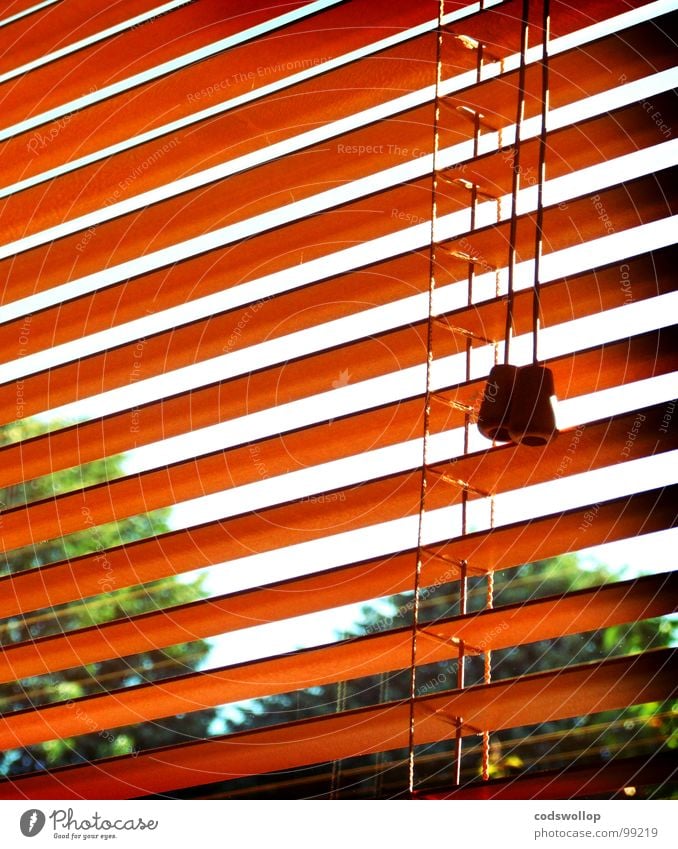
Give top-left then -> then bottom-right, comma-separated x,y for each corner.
331,369 -> 351,389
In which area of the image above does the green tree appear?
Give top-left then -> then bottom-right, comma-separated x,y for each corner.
215,554 -> 676,798
0,419 -> 216,777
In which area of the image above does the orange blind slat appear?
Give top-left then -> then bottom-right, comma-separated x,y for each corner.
3,167 -> 674,427
4,13 -> 673,296
0,0 -> 674,801
445,169 -> 677,286
1,574 -> 674,749
4,92 -> 673,364
0,0 -> 314,127
1,483 -> 672,634
0,0 -> 56,21
1,173 -> 433,321
1,245 -> 672,489
0,0 -> 661,198
0,0 -> 173,75
1,400 -> 674,574
0,649 -> 673,800
1,567 -> 673,705
5,10 -> 674,245
0,328 -> 673,553
0,0 -> 441,187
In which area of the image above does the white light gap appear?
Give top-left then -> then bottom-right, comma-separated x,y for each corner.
95,295 -> 677,480
0,0 -> 194,84
168,447 -> 676,603
2,139 -> 675,386
157,372 -> 675,534
0,0 -> 59,29
0,0 -> 345,140
0,0 -> 669,198
22,231 -> 677,434
1,133 -> 674,338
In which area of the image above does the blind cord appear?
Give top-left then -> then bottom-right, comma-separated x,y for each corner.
481,569 -> 495,781
503,0 -> 530,364
407,0 -> 446,799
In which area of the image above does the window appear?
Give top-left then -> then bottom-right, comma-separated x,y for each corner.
0,0 -> 675,799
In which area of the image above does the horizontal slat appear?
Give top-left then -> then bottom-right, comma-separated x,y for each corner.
426,487 -> 677,579
0,39 -> 439,240
3,101 -> 437,248
0,0 -> 179,76
2,487 -> 676,688
416,752 -> 678,799
0,328 -> 673,553
1,484 -> 673,641
3,12 -> 674,308
441,167 -> 677,285
0,0 -> 663,213
0,0 -> 440,186
448,10 -> 676,131
2,166 -> 674,427
0,0 -> 57,23
4,92 -> 674,366
3,313 -> 668,496
0,0 -> 675,795
1,571 -> 674,747
0,330 -> 671,544
0,240 -> 672,493
6,12 -> 675,254
0,649 -> 673,799
0,400 -> 674,625
423,571 -> 678,656
0,0 -> 317,128
457,401 -> 674,502
1,172 -> 434,334
461,90 -> 676,199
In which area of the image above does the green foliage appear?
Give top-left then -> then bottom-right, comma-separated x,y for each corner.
0,419 -> 216,777
3,419 -> 673,794
219,552 -> 676,797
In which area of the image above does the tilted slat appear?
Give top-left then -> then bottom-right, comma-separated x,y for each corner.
0,241 -> 672,490
0,329 -> 674,551
3,12 -> 674,303
4,92 -> 674,364
0,572 -> 674,750
0,0 -> 673,803
2,101 -> 439,247
0,483 -> 673,636
0,649 -> 673,799
0,0 -> 319,128
416,752 -> 678,799
440,168 -> 677,287
1,173 -> 433,329
0,400 -> 674,615
422,572 -> 678,656
5,15 -> 676,250
4,542 -> 674,682
0,0 -> 178,76
1,319 -> 671,504
0,40 -> 439,240
0,0 -> 57,23
0,0 -> 440,187
458,90 -> 676,198
0,0 -> 665,214
2,167 -> 674,425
